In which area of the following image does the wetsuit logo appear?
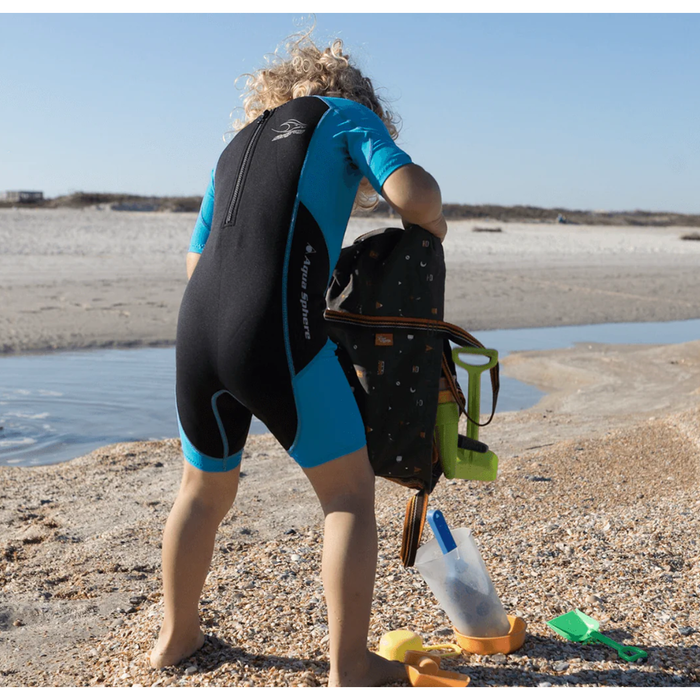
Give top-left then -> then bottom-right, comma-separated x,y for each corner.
300,243 -> 315,340
272,119 -> 307,141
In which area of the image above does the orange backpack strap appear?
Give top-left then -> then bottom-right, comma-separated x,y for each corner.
400,489 -> 429,567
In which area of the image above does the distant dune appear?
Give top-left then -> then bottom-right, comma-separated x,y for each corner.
0,192 -> 203,213
1,191 -> 699,227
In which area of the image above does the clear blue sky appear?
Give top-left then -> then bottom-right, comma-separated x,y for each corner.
1,12 -> 698,213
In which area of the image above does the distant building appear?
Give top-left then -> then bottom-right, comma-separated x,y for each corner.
1,191 -> 44,203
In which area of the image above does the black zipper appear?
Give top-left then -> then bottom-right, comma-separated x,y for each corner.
224,109 -> 272,226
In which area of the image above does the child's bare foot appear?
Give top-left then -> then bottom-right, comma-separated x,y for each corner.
149,629 -> 205,669
328,650 -> 408,687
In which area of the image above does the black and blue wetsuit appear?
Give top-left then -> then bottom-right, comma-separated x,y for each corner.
176,95 -> 413,471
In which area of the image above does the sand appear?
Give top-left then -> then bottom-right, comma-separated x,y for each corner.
1,209 -> 699,686
2,209 -> 700,354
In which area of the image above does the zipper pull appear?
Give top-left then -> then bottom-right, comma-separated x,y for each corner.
259,109 -> 271,122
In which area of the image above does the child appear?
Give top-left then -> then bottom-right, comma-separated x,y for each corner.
150,31 -> 447,687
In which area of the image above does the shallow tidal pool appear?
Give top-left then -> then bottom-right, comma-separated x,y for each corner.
1,318 -> 699,467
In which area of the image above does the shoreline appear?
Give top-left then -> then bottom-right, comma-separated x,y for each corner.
4,314 -> 700,359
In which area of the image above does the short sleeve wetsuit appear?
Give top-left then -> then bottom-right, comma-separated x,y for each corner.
176,95 -> 413,471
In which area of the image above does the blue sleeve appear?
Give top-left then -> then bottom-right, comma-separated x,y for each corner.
189,170 -> 215,253
325,97 -> 413,193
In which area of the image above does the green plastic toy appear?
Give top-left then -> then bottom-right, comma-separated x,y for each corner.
436,347 -> 499,482
547,609 -> 648,662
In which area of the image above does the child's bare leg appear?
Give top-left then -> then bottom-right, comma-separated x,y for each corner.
150,459 -> 240,669
303,446 -> 407,687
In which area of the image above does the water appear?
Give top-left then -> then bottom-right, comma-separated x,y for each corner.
0,349 -> 268,467
1,318 -> 699,467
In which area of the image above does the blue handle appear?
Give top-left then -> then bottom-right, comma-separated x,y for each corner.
427,509 -> 457,554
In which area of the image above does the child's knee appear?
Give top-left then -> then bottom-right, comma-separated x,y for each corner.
322,484 -> 375,518
178,462 -> 239,516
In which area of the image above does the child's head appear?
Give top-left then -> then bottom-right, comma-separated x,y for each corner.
233,31 -> 400,211
235,31 -> 397,135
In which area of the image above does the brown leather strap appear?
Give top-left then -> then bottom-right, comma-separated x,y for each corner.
439,321 -> 499,426
325,309 -> 499,425
400,490 -> 429,568
442,352 -> 466,412
442,349 -> 498,427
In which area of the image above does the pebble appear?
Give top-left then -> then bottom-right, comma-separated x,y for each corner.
185,666 -> 198,675
553,661 -> 570,672
491,653 -> 507,665
677,626 -> 695,636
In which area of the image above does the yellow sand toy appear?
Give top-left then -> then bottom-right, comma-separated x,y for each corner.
378,629 -> 462,662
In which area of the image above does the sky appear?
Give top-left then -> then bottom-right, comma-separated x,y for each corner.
1,10 -> 699,213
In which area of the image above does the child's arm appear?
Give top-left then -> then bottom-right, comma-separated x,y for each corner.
381,164 -> 447,240
186,252 -> 201,280
186,170 -> 215,278
331,98 -> 446,239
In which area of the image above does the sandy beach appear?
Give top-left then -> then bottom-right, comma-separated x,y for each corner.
1,209 -> 699,686
2,209 -> 700,354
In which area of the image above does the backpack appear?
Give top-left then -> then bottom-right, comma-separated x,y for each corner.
325,225 -> 499,566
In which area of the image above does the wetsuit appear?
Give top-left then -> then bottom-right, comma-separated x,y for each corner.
176,95 -> 413,471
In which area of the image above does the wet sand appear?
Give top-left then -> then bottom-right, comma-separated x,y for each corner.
1,210 -> 699,686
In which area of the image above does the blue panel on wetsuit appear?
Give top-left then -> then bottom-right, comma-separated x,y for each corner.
315,96 -> 413,194
296,108 -> 362,275
288,338 -> 367,468
297,97 -> 412,275
189,169 -> 215,253
177,394 -> 243,473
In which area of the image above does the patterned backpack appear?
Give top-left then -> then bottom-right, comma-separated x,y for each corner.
325,224 -> 499,566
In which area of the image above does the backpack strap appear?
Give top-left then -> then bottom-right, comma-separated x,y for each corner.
324,310 -> 499,427
400,489 -> 429,568
440,325 -> 500,427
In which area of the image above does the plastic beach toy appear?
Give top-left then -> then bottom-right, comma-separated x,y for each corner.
436,347 -> 499,482
454,615 -> 527,655
415,510 -> 511,639
403,650 -> 471,688
547,609 -> 648,662
378,630 -> 462,662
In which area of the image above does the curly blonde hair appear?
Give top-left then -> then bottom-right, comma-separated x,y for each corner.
231,31 -> 401,211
